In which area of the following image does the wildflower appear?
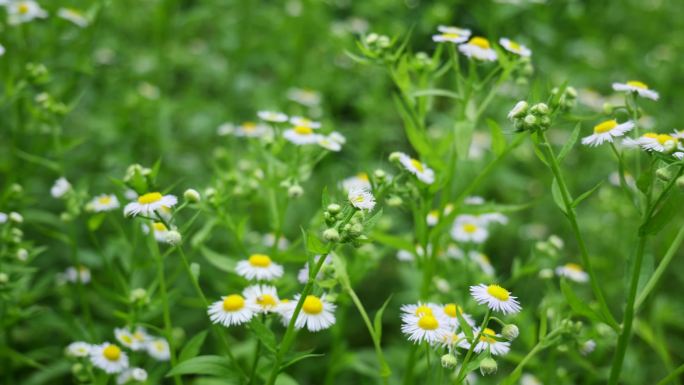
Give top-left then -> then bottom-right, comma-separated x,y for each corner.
142,222 -> 172,243
396,249 -> 415,262
117,368 -> 147,384
396,152 -> 435,184
0,44 -> 4,57
465,196 -> 485,205
626,132 -> 680,155
183,188 -> 201,202
470,283 -> 522,314
401,311 -> 449,344
479,212 -> 508,225
426,210 -> 440,226
441,353 -> 458,369
90,194 -> 120,212
51,177 -> 71,198
612,81 -> 659,101
341,173 -> 372,192
451,215 -> 488,243
288,184 -> 304,198
0,212 -> 7,224
257,110 -> 288,123
115,328 -> 144,350
297,255 -> 332,284
400,302 -> 440,318
292,294 -> 336,332
130,327 -> 150,348
507,101 -> 529,120
243,284 -> 280,313
348,187 -> 376,210
290,116 -> 321,129
123,192 -> 177,217
440,303 -> 475,328
580,339 -> 596,355
323,228 -> 340,242
317,135 -> 343,152
287,88 -> 321,107
275,298 -> 295,326
63,265 -> 91,284
7,1 -> 48,25
283,125 -> 321,145
499,38 -> 531,57
146,338 -> 170,361
16,248 -> 29,261
458,327 -> 510,355
236,254 -> 284,281
446,244 -> 465,260
501,324 -> 519,340
555,263 -> 589,283
459,36 -> 497,61
328,131 -> 347,145
581,120 -> 634,147
479,356 -> 498,375
57,8 -> 89,27
89,343 -> 129,373
233,121 -> 271,137
521,373 -> 542,385
165,229 -> 182,245
432,25 -> 470,44
66,342 -> 92,357
208,294 -> 257,327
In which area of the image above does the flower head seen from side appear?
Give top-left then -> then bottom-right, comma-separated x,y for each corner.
457,327 -> 511,355
51,177 -> 71,198
401,310 -> 449,345
581,120 -> 634,147
289,116 -> 321,129
7,1 -> 48,25
146,338 -> 170,361
243,284 -> 280,313
317,135 -> 343,152
499,38 -> 531,57
89,343 -> 129,373
451,215 -> 488,244
432,25 -> 470,44
294,294 -> 336,332
469,251 -> 495,276
287,88 -> 321,107
631,132 -> 679,154
612,81 -> 659,101
208,293 -> 257,327
233,121 -> 271,138
470,283 -> 522,315
117,368 -> 148,384
348,187 -> 376,210
257,110 -> 288,123
426,210 -> 440,227
556,263 -> 589,283
397,153 -> 435,184
459,36 -> 497,61
341,172 -> 372,192
57,8 -> 89,27
90,194 -> 120,212
66,341 -> 92,357
440,303 -> 475,329
400,302 -> 440,318
275,298 -> 295,326
123,192 -> 177,217
283,125 -> 321,145
236,254 -> 284,281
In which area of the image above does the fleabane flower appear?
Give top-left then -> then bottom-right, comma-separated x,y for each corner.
426,210 -> 440,226
401,311 -> 450,345
142,222 -> 174,243
612,81 -> 659,101
262,233 -> 289,250
581,120 -> 634,147
89,343 -> 129,374
7,1 -> 48,25
317,135 -> 342,152
293,294 -> 336,332
57,7 -> 89,27
287,88 -> 321,107
440,303 -> 475,329
283,125 -> 321,145
90,194 -> 120,212
451,215 -> 488,243
556,263 -> 589,283
628,132 -> 679,154
236,254 -> 284,281
459,36 -> 497,61
66,341 -> 92,357
257,110 -> 288,123
289,116 -> 321,129
117,368 -> 148,384
469,251 -> 495,276
400,302 -> 441,319
470,284 -> 522,314
397,153 -> 435,184
499,38 -> 531,57
51,177 -> 71,198
348,187 -> 376,210
62,265 -> 91,284
243,284 -> 280,313
457,327 -> 510,355
146,338 -> 170,361
123,192 -> 177,217
208,293 -> 257,327
432,25 -> 470,44
115,327 -> 146,351
341,172 -> 372,192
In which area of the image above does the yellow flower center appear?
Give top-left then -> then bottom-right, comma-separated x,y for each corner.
302,295 -> 323,314
294,125 -> 313,135
257,294 -> 277,308
442,32 -> 461,40
417,315 -> 439,330
152,222 -> 167,232
626,80 -> 648,89
463,223 -> 478,233
414,305 -> 433,316
410,158 -> 424,172
222,294 -> 245,311
428,210 -> 440,218
153,341 -> 166,351
357,172 -> 369,181
97,196 -> 112,204
643,132 -> 658,139
18,3 -> 30,14
487,284 -> 510,301
479,328 -> 497,343
656,134 -> 674,145
469,36 -> 491,49
444,303 -> 462,318
565,263 -> 583,272
508,40 -> 521,51
120,334 -> 133,345
103,345 -> 121,361
133,331 -> 145,341
248,254 -> 272,267
594,120 -> 618,134
138,192 -> 163,204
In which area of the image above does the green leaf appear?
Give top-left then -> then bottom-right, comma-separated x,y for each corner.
487,119 -> 506,156
281,350 -> 325,370
551,178 -> 566,214
87,213 -> 106,232
305,231 -> 328,254
191,218 -> 216,249
274,373 -> 299,385
410,89 -> 462,100
363,208 -> 383,231
14,149 -> 61,172
179,330 -> 208,362
392,94 -> 431,157
370,232 -> 414,251
166,355 -> 238,378
560,279 -> 603,324
331,253 -> 351,289
454,120 -> 475,160
640,193 -> 683,235
248,318 -> 277,353
456,310 -> 474,341
572,181 -> 602,208
373,295 -> 393,341
200,246 -> 235,273
557,123 -> 581,163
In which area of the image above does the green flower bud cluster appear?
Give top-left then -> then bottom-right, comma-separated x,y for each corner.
551,86 -> 578,111
509,101 -> 551,132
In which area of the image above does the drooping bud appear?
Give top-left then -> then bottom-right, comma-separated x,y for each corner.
479,357 -> 498,375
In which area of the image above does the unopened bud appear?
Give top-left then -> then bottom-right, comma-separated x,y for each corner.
656,167 -> 673,181
288,185 -> 304,199
388,152 -> 402,163
164,230 -> 182,245
387,196 -> 403,207
323,228 -> 340,242
479,357 -> 498,375
441,354 -> 458,369
502,324 -> 519,341
183,188 -> 201,203
327,203 -> 341,214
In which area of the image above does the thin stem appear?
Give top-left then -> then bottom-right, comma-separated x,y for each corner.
656,363 -> 684,385
248,322 -> 263,385
635,226 -> 684,311
456,308 -> 491,382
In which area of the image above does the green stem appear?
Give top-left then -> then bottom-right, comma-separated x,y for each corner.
402,344 -> 418,385
656,363 -> 684,385
248,328 -> 263,385
456,308 -> 491,382
635,226 -> 684,311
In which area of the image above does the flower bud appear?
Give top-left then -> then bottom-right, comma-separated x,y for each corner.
164,230 -> 182,245
387,196 -> 403,207
441,354 -> 458,369
502,324 -> 519,341
326,203 -> 341,214
602,102 -> 614,115
676,176 -> 684,191
374,169 -> 386,180
16,248 -> 28,261
531,103 -> 549,115
190,262 -> 200,279
388,152 -> 402,163
10,183 -> 23,194
523,114 -> 537,126
130,288 -> 149,304
507,101 -> 528,120
349,223 -> 364,237
323,228 -> 340,242
288,185 -> 304,199
183,188 -> 201,203
9,212 -> 23,224
479,357 -> 498,375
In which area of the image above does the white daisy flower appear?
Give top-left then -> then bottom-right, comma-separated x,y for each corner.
243,284 -> 280,313
630,132 -> 679,154
396,249 -> 415,262
451,215 -> 488,243
348,187 -> 376,210
7,1 -> 48,25
66,341 -> 92,357
235,254 -> 284,281
612,81 -> 659,101
328,131 -> 346,145
117,368 -> 148,384
289,116 -> 321,129
341,172 -> 372,192
432,25 -> 470,44
397,153 -> 435,184
479,212 -> 508,225
400,302 -> 441,318
0,212 -> 8,224
445,244 -> 465,260
114,327 -> 147,351
287,88 -> 322,107
89,343 -> 129,374
458,36 -> 497,61
262,233 -> 289,250
283,125 -> 321,145
141,222 -> 174,243
297,254 -> 332,284
293,294 -> 336,332
146,338 -> 170,361
257,110 -> 288,123
123,192 -> 177,217
130,327 -> 150,350
64,265 -> 91,284
456,327 -> 510,355
581,120 -> 634,147
426,210 -> 440,226
470,283 -> 522,314
57,8 -> 89,27
317,135 -> 342,152
469,251 -> 495,276
275,298 -> 296,326
90,194 -> 120,212
555,263 -> 589,283
401,312 -> 450,345
499,38 -> 531,57
440,303 -> 475,328
234,121 -> 272,138
51,177 -> 71,198
208,293 -> 257,327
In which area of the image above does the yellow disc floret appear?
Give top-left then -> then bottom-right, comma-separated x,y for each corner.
418,315 -> 439,330
469,36 -> 491,49
487,284 -> 510,301
565,263 -> 583,272
444,303 -> 462,318
294,126 -> 313,135
415,304 -> 433,316
248,254 -> 272,267
138,192 -> 163,204
479,328 -> 497,343
257,294 -> 277,308
626,80 -> 648,89
302,295 -> 323,314
103,345 -> 121,361
98,196 -> 112,204
463,223 -> 478,233
594,120 -> 618,134
410,158 -> 424,172
222,294 -> 245,311
152,222 -> 167,232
